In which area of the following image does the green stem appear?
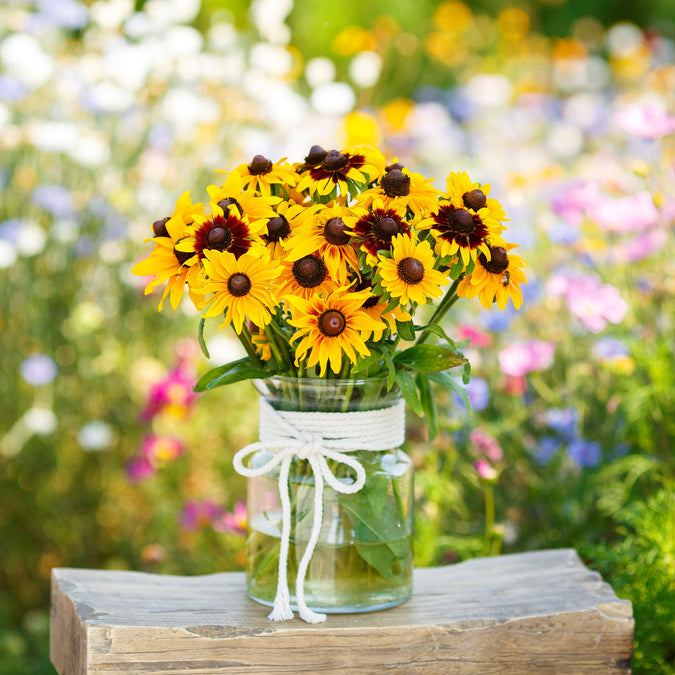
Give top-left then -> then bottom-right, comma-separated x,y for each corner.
483,484 -> 495,557
415,276 -> 463,346
239,326 -> 263,367
264,325 -> 287,374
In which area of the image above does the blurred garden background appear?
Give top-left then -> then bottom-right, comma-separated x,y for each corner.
1,0 -> 674,672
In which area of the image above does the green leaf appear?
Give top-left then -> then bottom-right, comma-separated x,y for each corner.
395,318 -> 416,342
416,373 -> 437,440
377,345 -> 397,391
351,350 -> 384,374
395,369 -> 424,416
197,318 -> 210,359
393,344 -> 466,373
415,322 -> 458,349
194,357 -> 275,392
463,360 -> 471,385
427,371 -> 473,417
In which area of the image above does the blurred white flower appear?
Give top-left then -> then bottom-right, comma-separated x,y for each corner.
250,42 -> 293,77
206,334 -> 246,364
69,132 -> 110,168
310,82 -> 355,116
0,240 -> 17,269
91,0 -> 133,29
547,123 -> 584,159
0,33 -> 54,89
26,121 -> 79,153
250,0 -> 292,44
82,81 -> 134,114
16,222 -> 47,257
305,57 -> 336,87
164,25 -> 204,59
24,408 -> 57,435
21,355 -> 58,387
464,75 -> 513,108
349,51 -> 382,88
103,40 -> 154,91
605,22 -> 643,57
207,23 -> 238,53
0,103 -> 9,131
78,421 -> 114,451
146,0 -> 200,24
161,88 -> 220,133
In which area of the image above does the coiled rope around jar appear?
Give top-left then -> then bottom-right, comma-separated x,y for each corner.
233,397 -> 406,624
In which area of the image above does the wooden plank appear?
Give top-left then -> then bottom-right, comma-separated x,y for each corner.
50,548 -> 633,674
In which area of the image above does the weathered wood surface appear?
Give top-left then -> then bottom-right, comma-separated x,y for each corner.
50,548 -> 633,674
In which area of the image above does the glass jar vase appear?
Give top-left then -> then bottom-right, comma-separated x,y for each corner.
244,376 -> 414,614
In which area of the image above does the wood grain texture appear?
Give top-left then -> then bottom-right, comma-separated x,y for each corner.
50,548 -> 634,674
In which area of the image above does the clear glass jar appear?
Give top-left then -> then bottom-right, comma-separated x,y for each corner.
245,377 -> 414,613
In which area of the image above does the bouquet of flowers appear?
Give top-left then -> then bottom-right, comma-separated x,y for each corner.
132,144 -> 527,623
132,144 -> 527,430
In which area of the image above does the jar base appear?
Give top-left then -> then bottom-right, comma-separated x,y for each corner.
248,592 -> 411,614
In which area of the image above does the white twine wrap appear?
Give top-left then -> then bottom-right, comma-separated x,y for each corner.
233,397 -> 406,624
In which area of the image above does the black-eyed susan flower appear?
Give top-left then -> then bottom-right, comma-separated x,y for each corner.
420,201 -> 500,266
296,145 -> 382,197
198,250 -> 279,333
358,163 -> 439,219
262,200 -> 320,260
445,171 -> 507,227
350,278 -> 413,341
352,198 -> 411,264
132,191 -> 204,310
206,171 -> 280,222
232,154 -> 298,197
276,253 -> 336,300
287,289 -> 385,376
456,242 -> 528,310
177,202 -> 267,264
377,234 -> 449,306
285,201 -> 365,285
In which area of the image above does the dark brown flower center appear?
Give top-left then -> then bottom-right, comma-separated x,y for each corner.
266,215 -> 290,242
479,246 -> 509,275
448,208 -> 475,234
206,226 -> 233,250
323,217 -> 351,246
372,216 -> 401,241
227,273 -> 252,297
217,197 -> 241,216
319,309 -> 346,337
153,217 -> 170,238
305,145 -> 327,165
397,257 -> 425,284
321,150 -> 349,171
173,237 -> 193,266
248,154 -> 273,176
292,255 -> 326,287
381,169 -> 410,197
352,278 -> 379,309
463,189 -> 487,211
386,162 -> 404,172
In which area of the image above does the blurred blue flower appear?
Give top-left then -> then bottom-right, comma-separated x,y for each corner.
592,337 -> 629,360
478,306 -> 514,332
0,219 -> 24,244
612,442 -> 629,458
533,436 -> 561,465
21,354 -> 58,386
32,185 -> 76,218
547,219 -> 581,245
37,0 -> 89,29
0,76 -> 28,102
567,439 -> 602,468
544,407 -> 579,441
453,377 -> 490,412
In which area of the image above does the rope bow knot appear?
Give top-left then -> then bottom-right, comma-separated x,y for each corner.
233,397 -> 405,624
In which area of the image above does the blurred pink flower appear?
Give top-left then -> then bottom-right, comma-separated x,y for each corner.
470,429 -> 503,462
498,340 -> 555,377
458,324 -> 493,347
504,374 -> 527,396
140,365 -> 199,422
474,459 -> 497,481
551,181 -> 598,226
612,227 -> 668,263
214,501 -> 247,536
126,456 -> 156,483
180,499 -> 225,531
614,102 -> 675,139
547,271 -> 628,333
141,435 -> 184,464
588,190 -> 659,233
